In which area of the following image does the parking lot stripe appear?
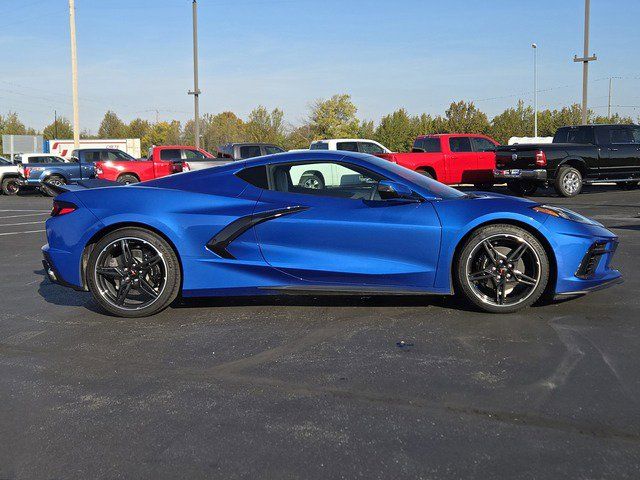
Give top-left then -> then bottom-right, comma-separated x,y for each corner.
0,221 -> 45,227
0,229 -> 45,236
0,213 -> 50,219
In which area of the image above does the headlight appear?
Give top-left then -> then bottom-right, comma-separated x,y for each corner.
532,205 -> 598,225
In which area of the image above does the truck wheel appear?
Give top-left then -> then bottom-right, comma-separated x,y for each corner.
41,175 -> 66,197
1,177 -> 20,196
117,174 -> 139,185
298,172 -> 324,190
554,166 -> 582,197
418,170 -> 434,179
507,180 -> 538,196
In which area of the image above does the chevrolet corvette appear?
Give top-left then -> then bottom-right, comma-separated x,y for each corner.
42,151 -> 622,317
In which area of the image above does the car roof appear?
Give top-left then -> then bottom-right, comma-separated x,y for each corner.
240,149 -> 373,168
416,133 -> 490,139
311,139 -> 378,143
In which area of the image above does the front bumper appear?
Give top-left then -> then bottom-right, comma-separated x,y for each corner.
493,168 -> 547,181
554,276 -> 623,299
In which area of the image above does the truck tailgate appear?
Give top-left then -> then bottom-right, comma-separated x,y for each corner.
495,147 -> 540,169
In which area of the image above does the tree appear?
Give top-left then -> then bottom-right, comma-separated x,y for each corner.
284,123 -> 314,150
98,111 -> 127,138
127,118 -> 152,151
309,94 -> 360,139
142,121 -> 181,148
245,106 -> 286,145
42,116 -> 74,140
201,112 -> 245,150
374,109 -> 416,152
490,100 -> 534,144
444,101 -> 490,134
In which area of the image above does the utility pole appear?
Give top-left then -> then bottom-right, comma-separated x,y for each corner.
532,43 -> 538,138
607,77 -> 622,120
573,0 -> 597,124
68,0 -> 80,148
54,110 -> 58,138
188,0 -> 201,148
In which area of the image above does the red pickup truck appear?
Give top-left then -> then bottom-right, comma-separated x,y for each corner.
95,145 -> 211,184
376,134 -> 499,187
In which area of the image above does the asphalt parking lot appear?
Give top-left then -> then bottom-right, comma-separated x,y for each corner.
1,185 -> 639,479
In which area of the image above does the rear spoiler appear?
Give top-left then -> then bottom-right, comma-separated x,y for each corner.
46,178 -> 121,195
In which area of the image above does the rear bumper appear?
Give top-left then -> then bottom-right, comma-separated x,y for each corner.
493,168 -> 547,181
42,248 -> 85,291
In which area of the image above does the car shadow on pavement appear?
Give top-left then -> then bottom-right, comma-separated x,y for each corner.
35,269 -> 103,313
174,294 -> 479,313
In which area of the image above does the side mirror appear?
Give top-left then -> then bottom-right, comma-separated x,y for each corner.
377,180 -> 417,201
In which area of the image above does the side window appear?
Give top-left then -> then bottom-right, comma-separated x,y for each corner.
449,137 -> 473,153
183,149 -> 207,160
33,156 -> 49,163
471,137 -> 496,152
236,165 -> 269,189
609,127 -> 634,144
413,138 -> 442,153
239,145 -> 262,159
310,142 -> 329,150
566,127 -> 595,144
359,142 -> 384,154
49,156 -> 64,163
336,142 -> 358,152
160,149 -> 182,161
264,145 -> 284,155
269,161 -> 383,200
632,127 -> 640,144
85,151 -> 101,162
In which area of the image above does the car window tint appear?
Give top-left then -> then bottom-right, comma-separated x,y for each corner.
50,156 -> 64,163
239,145 -> 262,159
336,142 -> 359,152
566,127 -> 595,144
413,138 -> 441,153
310,142 -> 329,150
183,149 -> 207,160
264,146 -> 284,155
236,165 -> 269,189
160,149 -> 182,161
471,137 -> 496,152
269,161 -> 383,200
449,137 -> 473,152
359,142 -> 384,154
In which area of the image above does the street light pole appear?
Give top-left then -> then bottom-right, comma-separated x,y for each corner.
188,0 -> 201,148
532,43 -> 538,138
574,0 -> 597,124
68,0 -> 80,148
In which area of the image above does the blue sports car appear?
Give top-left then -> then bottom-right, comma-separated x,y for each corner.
42,151 -> 622,317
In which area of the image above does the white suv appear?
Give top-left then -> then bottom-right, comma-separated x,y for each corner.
309,139 -> 391,155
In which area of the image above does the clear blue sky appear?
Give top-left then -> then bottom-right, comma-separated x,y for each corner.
1,0 -> 639,132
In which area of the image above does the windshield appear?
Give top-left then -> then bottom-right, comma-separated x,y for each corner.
363,155 -> 466,199
0,156 -> 10,165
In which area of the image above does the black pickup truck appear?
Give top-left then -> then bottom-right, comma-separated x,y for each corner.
494,124 -> 640,197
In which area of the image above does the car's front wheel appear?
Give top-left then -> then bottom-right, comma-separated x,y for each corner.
1,176 -> 20,195
455,224 -> 549,313
117,174 -> 139,185
86,227 -> 181,317
554,166 -> 583,197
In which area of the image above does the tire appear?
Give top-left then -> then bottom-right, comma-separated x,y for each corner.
86,227 -> 181,318
40,175 -> 66,197
418,170 -> 434,179
298,171 -> 324,190
554,166 -> 582,197
1,176 -> 20,196
117,174 -> 139,185
455,224 -> 549,313
506,180 -> 538,196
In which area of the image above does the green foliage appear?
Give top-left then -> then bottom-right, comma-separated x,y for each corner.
245,106 -> 286,145
444,101 -> 491,134
42,116 -> 74,140
491,100 -> 534,144
98,111 -> 127,138
309,94 -> 360,139
374,109 -> 416,152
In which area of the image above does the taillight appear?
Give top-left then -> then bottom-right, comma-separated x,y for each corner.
51,200 -> 77,217
23,167 -> 31,177
95,167 -> 103,175
535,150 -> 547,167
182,161 -> 190,171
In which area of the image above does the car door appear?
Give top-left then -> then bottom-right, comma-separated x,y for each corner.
595,125 -> 640,178
251,160 -> 442,288
471,137 -> 497,183
446,137 -> 477,184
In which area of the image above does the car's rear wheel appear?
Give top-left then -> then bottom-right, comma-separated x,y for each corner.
117,174 -> 139,185
1,176 -> 20,195
417,170 -> 434,179
86,227 -> 181,318
298,171 -> 324,190
554,166 -> 582,197
455,224 -> 549,313
41,175 -> 66,197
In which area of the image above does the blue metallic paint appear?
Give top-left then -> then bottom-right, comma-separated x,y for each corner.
43,151 -> 621,301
